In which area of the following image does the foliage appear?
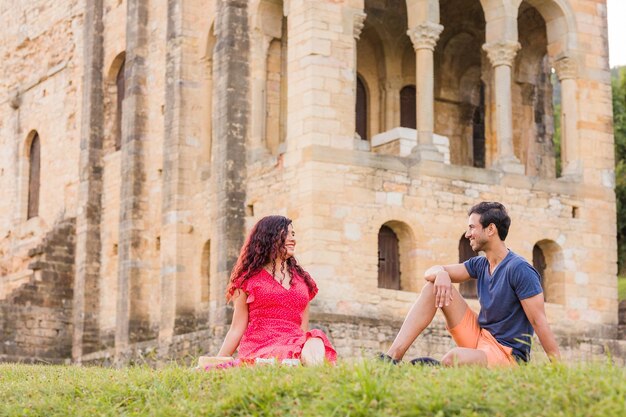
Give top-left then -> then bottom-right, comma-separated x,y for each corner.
0,361 -> 625,417
619,275 -> 626,301
613,67 -> 626,274
553,101 -> 562,177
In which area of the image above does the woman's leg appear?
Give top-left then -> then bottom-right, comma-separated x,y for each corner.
301,337 -> 325,366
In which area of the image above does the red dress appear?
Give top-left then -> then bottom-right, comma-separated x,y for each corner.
235,269 -> 337,362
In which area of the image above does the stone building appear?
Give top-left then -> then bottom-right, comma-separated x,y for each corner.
0,0 -> 623,364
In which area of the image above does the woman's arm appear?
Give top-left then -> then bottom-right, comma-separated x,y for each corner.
301,304 -> 310,332
216,290 -> 249,357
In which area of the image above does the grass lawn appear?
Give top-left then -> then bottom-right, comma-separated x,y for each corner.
619,275 -> 626,301
0,361 -> 624,416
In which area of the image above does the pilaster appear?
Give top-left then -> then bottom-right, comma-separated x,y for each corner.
210,0 -> 249,328
73,0 -> 104,362
116,0 -> 152,364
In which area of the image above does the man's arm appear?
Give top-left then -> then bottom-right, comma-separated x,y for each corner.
520,293 -> 561,361
424,264 -> 472,283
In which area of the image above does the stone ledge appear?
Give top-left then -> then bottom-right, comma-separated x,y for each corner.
301,145 -> 611,199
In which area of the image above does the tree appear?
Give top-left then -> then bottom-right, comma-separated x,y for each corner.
612,67 -> 626,274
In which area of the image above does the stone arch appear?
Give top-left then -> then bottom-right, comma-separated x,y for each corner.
458,234 -> 478,298
378,220 -> 417,292
522,0 -> 577,58
23,129 -> 40,158
357,23 -> 386,138
399,85 -> 416,129
434,0 -> 485,166
108,51 -> 126,152
253,0 -> 284,37
356,74 -> 369,140
106,51 -> 126,83
532,239 -> 565,304
249,0 -> 287,156
25,131 -> 41,220
519,0 -> 579,178
514,2 -> 556,178
103,51 -> 126,153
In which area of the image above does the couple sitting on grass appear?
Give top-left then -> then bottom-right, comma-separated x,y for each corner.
214,202 -> 560,368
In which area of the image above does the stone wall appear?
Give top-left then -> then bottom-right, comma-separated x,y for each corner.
0,0 -> 622,365
0,218 -> 75,363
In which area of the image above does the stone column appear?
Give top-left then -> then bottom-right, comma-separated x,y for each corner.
555,57 -> 581,179
116,0 -> 151,364
483,41 -> 524,174
210,0 -> 249,328
408,22 -> 444,162
73,0 -> 104,362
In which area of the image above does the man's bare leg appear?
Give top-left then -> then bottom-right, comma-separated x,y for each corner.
386,282 -> 469,361
441,347 -> 488,366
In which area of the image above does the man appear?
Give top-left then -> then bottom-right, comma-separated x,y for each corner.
383,202 -> 560,366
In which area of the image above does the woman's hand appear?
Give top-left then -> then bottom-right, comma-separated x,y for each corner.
433,270 -> 453,308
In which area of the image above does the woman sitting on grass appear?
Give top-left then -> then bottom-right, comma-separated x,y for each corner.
216,215 -> 337,366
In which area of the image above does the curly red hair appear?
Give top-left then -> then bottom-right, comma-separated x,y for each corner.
226,215 -> 316,301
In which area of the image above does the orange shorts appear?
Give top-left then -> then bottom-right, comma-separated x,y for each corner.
448,308 -> 517,367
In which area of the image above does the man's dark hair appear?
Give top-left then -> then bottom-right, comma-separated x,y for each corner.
468,202 -> 511,241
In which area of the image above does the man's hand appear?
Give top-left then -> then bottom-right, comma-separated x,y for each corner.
424,264 -> 472,284
424,265 -> 445,282
433,270 -> 453,308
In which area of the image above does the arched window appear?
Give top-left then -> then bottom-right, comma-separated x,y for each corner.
356,76 -> 368,140
532,243 -> 547,291
27,133 -> 41,219
532,240 -> 565,304
201,240 -> 211,303
400,85 -> 416,129
472,82 -> 486,168
458,235 -> 477,298
378,225 -> 400,289
115,58 -> 125,151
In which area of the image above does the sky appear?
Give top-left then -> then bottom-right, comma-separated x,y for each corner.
608,0 -> 625,67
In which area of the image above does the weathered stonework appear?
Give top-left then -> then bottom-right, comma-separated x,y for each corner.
0,218 -> 75,363
0,0 -> 622,365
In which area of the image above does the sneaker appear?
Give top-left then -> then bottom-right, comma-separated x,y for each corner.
378,353 -> 400,365
409,356 -> 441,366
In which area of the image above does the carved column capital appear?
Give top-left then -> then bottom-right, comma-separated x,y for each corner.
554,57 -> 577,81
482,41 -> 521,67
407,22 -> 444,51
353,11 -> 367,40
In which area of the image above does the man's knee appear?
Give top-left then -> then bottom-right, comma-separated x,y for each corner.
441,347 -> 487,367
441,349 -> 459,366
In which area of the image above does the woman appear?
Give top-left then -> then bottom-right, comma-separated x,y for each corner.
217,215 -> 337,365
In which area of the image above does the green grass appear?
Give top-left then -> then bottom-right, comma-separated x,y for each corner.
0,361 -> 625,416
619,275 -> 626,301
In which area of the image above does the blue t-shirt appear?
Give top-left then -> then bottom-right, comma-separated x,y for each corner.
463,250 -> 543,361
